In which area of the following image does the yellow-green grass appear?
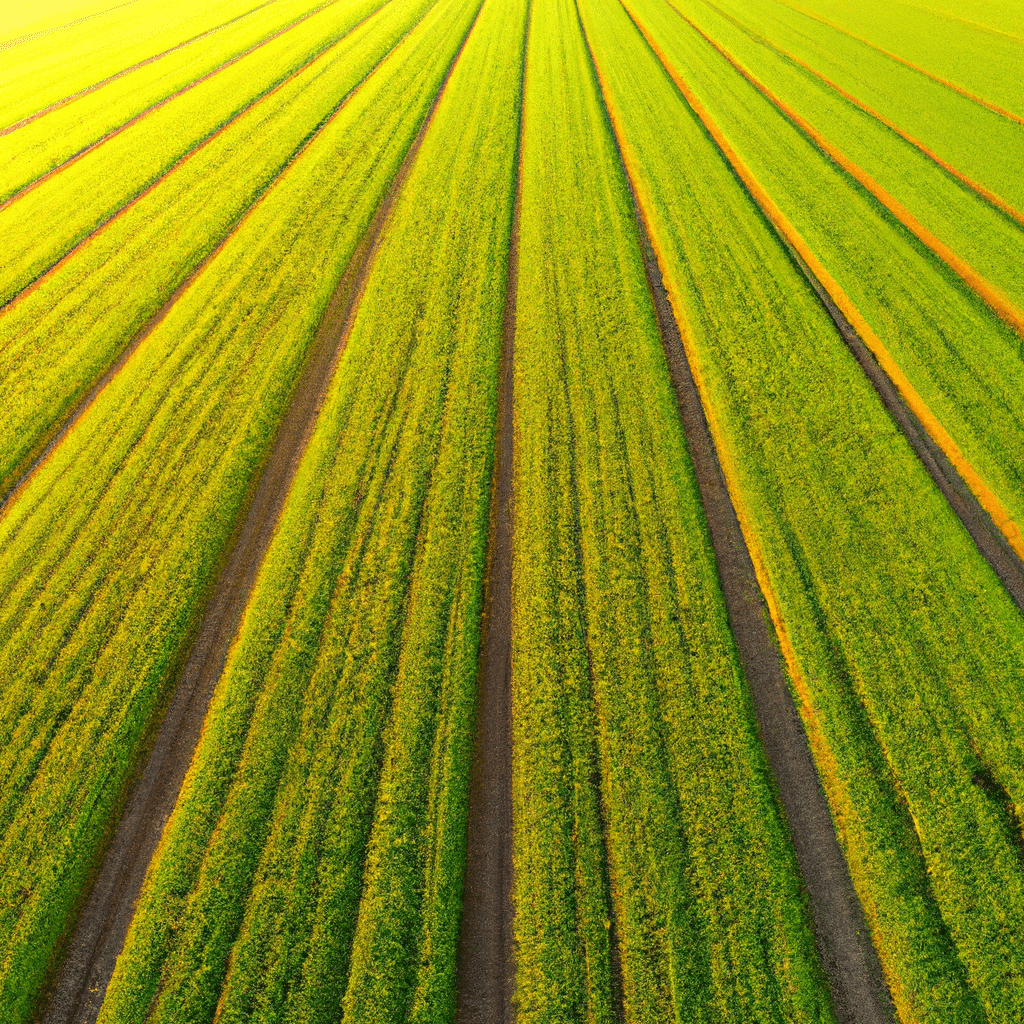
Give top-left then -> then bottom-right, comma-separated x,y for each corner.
0,0 -> 471,1014
675,0 -> 1024,319
0,0 -> 277,129
782,0 -> 1024,120
707,0 -> 1024,216
0,0 -> 389,307
511,0 -> 835,1019
627,0 -> 1024,561
98,0 -> 525,1019
581,0 -> 1024,1019
0,0 -> 352,204
0,0 -> 434,498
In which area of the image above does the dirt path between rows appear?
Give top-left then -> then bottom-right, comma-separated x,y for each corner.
576,10 -> 896,1021
33,50 -> 460,1023
783,239 -> 1024,614
454,7 -> 532,1020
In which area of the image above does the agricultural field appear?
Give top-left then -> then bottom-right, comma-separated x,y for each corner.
0,0 -> 1021,1022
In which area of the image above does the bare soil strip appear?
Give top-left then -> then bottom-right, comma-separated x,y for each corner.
33,40 -> 462,1023
781,238 -> 1024,615
698,0 -> 1024,230
454,7 -> 530,1020
581,9 -> 896,1022
0,0 -> 404,512
0,0 -> 373,212
779,0 -> 1024,127
0,0 -> 290,135
0,1 -> 143,52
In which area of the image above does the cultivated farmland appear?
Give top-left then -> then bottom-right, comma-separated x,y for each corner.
1,0 -> 1022,1022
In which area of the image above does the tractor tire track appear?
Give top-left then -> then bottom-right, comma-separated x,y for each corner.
583,5 -> 897,1021
0,0 -> 414,514
696,0 -> 1024,231
0,0 -> 364,211
620,0 -> 1024,567
0,0 -> 288,134
454,5 -> 530,1021
0,0 -> 394,312
778,0 -> 1024,126
33,28 -> 465,1022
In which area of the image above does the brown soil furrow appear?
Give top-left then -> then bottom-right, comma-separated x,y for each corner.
0,0 -> 394,314
677,11 -> 1024,343
584,4 -> 897,1021
31,17 -> 462,1022
0,0 -> 288,135
0,0 -> 361,211
0,0 -> 408,514
454,5 -> 531,1022
778,0 -> 1024,127
0,1 -> 144,52
695,0 -> 1024,231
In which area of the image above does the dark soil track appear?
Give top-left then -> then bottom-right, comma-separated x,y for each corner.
454,5 -> 529,1018
34,55 -> 459,1024
578,9 -> 896,1021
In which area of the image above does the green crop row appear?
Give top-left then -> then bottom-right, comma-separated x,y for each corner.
0,0 -> 433,497
630,0 -> 1024,554
98,0 -> 526,1019
707,0 -> 1024,215
510,0 -> 834,1019
0,0 -> 472,1014
582,0 -> 1024,1019
0,0 -> 351,204
0,0 -> 275,130
782,0 -> 1024,120
678,0 -> 1024,317
0,0 -> 390,306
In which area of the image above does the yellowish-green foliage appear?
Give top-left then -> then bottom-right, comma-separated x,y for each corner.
0,0 -> 351,203
511,0 -> 834,1019
0,2 -> 470,1014
99,0 -> 526,1020
581,0 -> 1024,1017
0,0 -> 430,496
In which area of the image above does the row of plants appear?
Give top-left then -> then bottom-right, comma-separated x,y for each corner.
0,0 -> 392,305
0,0 -> 474,1013
97,0 -> 525,1018
0,0 -> 355,204
583,0 -> 1024,1018
511,0 -> 835,1019
0,0 -> 436,495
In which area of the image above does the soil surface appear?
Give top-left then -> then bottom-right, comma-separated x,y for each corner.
783,240 -> 1024,616
34,73 -> 446,1024
454,47 -> 522,1024
615,131 -> 897,1024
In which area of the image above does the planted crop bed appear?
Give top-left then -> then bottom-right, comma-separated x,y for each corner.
1,0 -> 1022,1021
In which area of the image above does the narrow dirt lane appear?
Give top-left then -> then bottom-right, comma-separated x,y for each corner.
453,6 -> 530,1016
34,52 -> 458,1023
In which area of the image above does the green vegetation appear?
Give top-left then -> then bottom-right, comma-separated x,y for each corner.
0,1 -> 476,1014
580,0 -> 1024,1017
0,0 -> 358,204
0,0 -> 392,306
98,0 -> 526,1019
511,0 -> 833,1018
0,0 -> 435,496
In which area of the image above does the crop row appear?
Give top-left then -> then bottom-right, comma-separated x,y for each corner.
97,0 -> 525,1019
0,0 -> 472,1013
0,0 -> 357,205
583,0 -> 1024,1018
511,0 -> 836,1019
0,0 -> 398,306
0,0 -> 435,497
